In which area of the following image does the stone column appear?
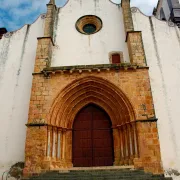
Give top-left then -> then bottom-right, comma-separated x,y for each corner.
57,130 -> 62,159
44,0 -> 56,38
113,128 -> 121,166
127,124 -> 133,165
52,127 -> 57,159
134,121 -> 163,174
132,122 -> 138,158
123,125 -> 129,165
34,37 -> 54,73
121,0 -> 134,33
60,129 -> 67,167
127,32 -> 146,66
119,127 -> 125,165
121,0 -> 146,66
24,0 -> 56,176
24,126 -> 48,176
47,127 -> 52,158
64,130 -> 73,167
34,0 -> 56,73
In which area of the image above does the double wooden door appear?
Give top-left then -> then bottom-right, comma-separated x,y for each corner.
73,104 -> 114,167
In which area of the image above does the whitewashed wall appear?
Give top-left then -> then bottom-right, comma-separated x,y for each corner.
132,9 -> 180,179
51,0 -> 130,66
0,16 -> 45,178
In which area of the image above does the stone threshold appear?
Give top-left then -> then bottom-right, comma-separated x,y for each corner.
52,166 -> 135,172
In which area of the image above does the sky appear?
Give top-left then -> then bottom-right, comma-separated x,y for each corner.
0,0 -> 158,31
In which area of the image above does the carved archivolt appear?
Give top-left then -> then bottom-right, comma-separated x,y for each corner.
49,76 -> 135,128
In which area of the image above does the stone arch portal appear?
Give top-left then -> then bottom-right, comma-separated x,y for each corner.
49,76 -> 135,127
46,76 -> 139,167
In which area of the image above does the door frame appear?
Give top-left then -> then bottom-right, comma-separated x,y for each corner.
72,104 -> 114,167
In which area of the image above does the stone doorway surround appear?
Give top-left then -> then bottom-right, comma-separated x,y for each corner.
23,0 -> 163,176
24,68 -> 163,176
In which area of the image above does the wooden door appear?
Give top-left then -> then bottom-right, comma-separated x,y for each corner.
73,104 -> 114,167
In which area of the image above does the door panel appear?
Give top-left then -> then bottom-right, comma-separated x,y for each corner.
73,112 -> 92,129
73,104 -> 114,167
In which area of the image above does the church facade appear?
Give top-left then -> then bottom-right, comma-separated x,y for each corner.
0,0 -> 180,179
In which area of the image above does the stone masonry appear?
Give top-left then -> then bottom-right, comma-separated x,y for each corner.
23,0 -> 163,177
122,0 -> 146,66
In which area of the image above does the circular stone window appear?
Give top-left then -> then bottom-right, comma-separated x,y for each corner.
76,15 -> 102,35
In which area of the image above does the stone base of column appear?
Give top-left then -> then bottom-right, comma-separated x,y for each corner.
124,158 -> 129,165
42,159 -> 71,170
60,159 -> 73,168
119,159 -> 125,166
114,158 -> 120,166
128,158 -> 134,165
135,121 -> 163,174
42,160 -> 51,171
50,158 -> 60,170
56,160 -> 64,168
134,158 -> 143,169
24,126 -> 48,177
65,159 -> 73,168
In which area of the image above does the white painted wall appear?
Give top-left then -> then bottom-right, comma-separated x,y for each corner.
132,8 -> 180,179
51,0 -> 130,66
1,1 -> 180,179
0,16 -> 45,178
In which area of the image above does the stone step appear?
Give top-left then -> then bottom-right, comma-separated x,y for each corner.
22,168 -> 172,180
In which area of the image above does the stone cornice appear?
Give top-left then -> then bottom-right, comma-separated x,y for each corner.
136,118 -> 158,123
112,118 -> 158,129
37,36 -> 55,46
32,63 -> 149,76
44,63 -> 138,71
26,123 -> 48,127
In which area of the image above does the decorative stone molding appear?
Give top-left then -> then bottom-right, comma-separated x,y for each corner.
4,32 -> 12,38
41,14 -> 46,19
131,7 -> 138,13
26,119 -> 46,126
49,76 -> 136,128
76,15 -> 103,35
25,69 -> 162,175
39,63 -> 148,77
168,21 -> 175,27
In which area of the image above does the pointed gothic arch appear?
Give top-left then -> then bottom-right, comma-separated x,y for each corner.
44,76 -> 140,167
45,76 -> 138,167
49,76 -> 136,129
